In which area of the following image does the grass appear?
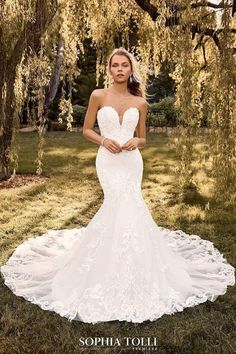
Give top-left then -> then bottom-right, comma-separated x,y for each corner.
0,131 -> 235,354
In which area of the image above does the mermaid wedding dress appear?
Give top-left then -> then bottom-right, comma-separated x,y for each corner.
1,106 -> 235,324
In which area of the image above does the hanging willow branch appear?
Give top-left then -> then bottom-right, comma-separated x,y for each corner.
0,0 -> 57,179
44,34 -> 64,108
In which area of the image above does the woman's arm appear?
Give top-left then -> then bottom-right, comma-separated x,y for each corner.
82,90 -> 104,146
135,98 -> 148,149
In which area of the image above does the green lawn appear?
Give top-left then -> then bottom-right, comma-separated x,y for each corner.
0,131 -> 235,354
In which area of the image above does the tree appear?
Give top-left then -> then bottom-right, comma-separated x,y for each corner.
0,0 -> 57,178
0,0 -> 235,203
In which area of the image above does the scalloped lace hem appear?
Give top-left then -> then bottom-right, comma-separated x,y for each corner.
1,226 -> 235,324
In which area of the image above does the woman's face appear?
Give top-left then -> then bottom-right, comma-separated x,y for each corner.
109,54 -> 132,83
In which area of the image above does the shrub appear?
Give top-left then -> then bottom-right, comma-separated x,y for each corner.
48,120 -> 68,131
147,96 -> 179,127
72,105 -> 87,126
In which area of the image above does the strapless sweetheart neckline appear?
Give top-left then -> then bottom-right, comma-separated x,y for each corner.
97,106 -> 139,127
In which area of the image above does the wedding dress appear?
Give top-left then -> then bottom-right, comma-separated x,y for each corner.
1,105 -> 235,324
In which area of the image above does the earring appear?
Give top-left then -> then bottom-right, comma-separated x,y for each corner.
129,75 -> 133,83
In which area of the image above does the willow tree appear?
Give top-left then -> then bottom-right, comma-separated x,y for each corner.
0,0 -> 235,203
0,0 -> 58,178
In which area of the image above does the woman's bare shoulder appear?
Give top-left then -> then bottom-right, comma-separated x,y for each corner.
89,89 -> 106,109
138,96 -> 148,104
90,88 -> 106,98
134,96 -> 148,110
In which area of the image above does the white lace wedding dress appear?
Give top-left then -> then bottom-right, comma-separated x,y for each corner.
1,106 -> 235,324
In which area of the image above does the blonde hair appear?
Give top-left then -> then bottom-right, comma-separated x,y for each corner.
106,47 -> 147,99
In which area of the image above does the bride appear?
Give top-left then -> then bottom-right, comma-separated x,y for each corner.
1,47 -> 235,324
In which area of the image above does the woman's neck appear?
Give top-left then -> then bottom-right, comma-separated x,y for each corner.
109,83 -> 130,97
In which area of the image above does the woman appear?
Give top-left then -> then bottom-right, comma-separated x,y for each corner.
1,47 -> 235,324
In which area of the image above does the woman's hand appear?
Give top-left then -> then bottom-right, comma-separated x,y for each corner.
103,138 -> 122,153
121,138 -> 139,151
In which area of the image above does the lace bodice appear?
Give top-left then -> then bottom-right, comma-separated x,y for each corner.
97,106 -> 139,144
